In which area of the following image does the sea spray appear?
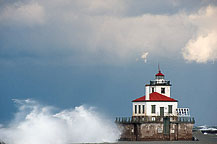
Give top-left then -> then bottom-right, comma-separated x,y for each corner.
0,99 -> 120,144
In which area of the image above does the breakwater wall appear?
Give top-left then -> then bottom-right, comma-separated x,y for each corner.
116,116 -> 195,141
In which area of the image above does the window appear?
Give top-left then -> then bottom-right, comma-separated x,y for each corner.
135,105 -> 137,114
142,105 -> 145,114
139,105 -> 141,114
151,105 -> 156,113
156,76 -> 164,79
161,88 -> 165,94
152,87 -> 154,93
168,105 -> 172,114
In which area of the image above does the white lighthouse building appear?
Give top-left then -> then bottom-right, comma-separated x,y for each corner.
132,68 -> 189,118
116,67 -> 194,141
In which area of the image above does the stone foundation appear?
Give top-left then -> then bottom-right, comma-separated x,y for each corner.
116,116 -> 194,141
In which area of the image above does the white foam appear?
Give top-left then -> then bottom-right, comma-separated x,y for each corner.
0,99 -> 120,144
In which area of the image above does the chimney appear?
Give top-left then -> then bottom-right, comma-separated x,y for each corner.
145,85 -> 150,100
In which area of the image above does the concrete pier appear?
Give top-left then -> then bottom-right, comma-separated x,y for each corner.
116,116 -> 195,141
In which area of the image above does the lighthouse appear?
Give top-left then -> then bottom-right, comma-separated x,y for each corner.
132,68 -> 178,117
115,67 -> 194,141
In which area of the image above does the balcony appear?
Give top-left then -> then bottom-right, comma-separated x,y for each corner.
115,116 -> 195,124
150,80 -> 171,86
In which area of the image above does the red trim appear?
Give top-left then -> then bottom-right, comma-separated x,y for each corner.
132,92 -> 177,102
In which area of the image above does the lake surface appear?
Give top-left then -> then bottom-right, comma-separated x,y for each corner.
92,131 -> 217,144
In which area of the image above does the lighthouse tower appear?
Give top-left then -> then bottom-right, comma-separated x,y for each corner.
115,66 -> 194,141
132,68 -> 178,117
146,69 -> 171,99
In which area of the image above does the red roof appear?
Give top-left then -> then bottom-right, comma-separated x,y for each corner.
155,71 -> 164,76
132,92 -> 177,102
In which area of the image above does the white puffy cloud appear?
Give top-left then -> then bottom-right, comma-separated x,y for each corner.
182,6 -> 217,63
183,32 -> 217,63
141,52 -> 149,63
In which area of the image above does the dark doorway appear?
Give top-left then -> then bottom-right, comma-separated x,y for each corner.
134,124 -> 140,141
163,117 -> 170,134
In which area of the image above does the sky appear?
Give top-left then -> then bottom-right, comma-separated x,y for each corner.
0,0 -> 217,126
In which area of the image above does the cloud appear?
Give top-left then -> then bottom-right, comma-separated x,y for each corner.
182,6 -> 217,63
0,1 -> 45,26
183,32 -> 217,63
141,52 -> 149,63
0,1 -> 216,65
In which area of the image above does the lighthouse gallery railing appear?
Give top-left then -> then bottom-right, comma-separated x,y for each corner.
115,116 -> 195,124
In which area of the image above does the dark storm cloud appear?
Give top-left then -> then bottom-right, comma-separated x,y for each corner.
0,0 -> 217,65
124,0 -> 217,16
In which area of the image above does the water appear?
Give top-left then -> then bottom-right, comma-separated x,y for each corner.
97,132 -> 217,144
0,99 -> 216,144
0,99 -> 120,144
